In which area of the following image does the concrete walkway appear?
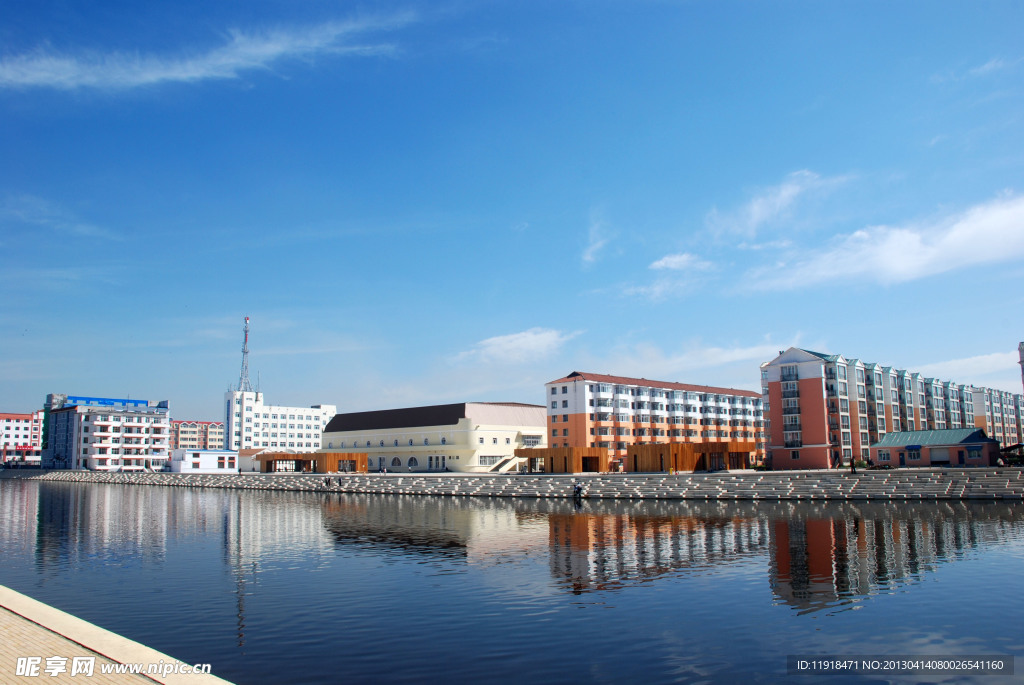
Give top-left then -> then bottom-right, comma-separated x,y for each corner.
0,586 -> 232,684
22,467 -> 1024,500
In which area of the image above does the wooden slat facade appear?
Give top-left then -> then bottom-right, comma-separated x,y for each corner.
624,441 -> 756,473
514,447 -> 611,473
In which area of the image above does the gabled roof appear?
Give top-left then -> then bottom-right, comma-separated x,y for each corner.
545,371 -> 760,398
871,428 -> 997,448
798,348 -> 843,363
324,402 -> 545,433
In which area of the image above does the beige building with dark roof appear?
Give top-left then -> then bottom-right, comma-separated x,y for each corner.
321,402 -> 547,473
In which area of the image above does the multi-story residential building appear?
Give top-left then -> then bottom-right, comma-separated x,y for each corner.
762,348 -> 1020,470
169,420 -> 225,451
1,410 -> 44,464
42,395 -> 170,471
544,371 -> 765,467
321,402 -> 547,473
972,387 -> 1022,447
224,390 -> 336,452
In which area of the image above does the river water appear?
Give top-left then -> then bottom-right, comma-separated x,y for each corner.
1,479 -> 1022,684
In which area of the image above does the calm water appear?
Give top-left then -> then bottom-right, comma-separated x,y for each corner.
1,480 -> 1023,684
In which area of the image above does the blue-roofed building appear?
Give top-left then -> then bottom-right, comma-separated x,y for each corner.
42,393 -> 170,471
869,428 -> 1000,468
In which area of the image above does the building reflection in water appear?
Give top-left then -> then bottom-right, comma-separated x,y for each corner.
542,500 -> 770,594
768,501 -> 1024,614
9,481 -> 1024,621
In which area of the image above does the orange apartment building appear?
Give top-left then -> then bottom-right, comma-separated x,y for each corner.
762,347 -> 1022,470
169,420 -> 226,451
544,371 -> 765,469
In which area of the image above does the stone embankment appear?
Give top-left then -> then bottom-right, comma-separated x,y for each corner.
10,468 -> 1024,500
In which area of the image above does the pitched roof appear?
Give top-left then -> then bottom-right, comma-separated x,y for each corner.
798,348 -> 840,362
871,428 -> 997,448
545,371 -> 760,398
324,402 -> 544,433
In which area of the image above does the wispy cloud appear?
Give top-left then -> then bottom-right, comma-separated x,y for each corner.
705,170 -> 850,238
649,252 -> 712,271
931,56 -> 1022,84
744,193 -> 1024,291
582,211 -> 613,265
914,351 -> 1018,384
1,194 -> 119,240
626,253 -> 715,300
456,328 -> 580,365
584,338 -> 799,391
0,14 -> 415,91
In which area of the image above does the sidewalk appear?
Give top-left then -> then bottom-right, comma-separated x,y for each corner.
0,586 -> 232,684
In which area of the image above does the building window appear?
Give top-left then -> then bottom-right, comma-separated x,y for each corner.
562,429 -> 568,436
562,386 -> 568,394
878,451 -> 890,462
441,437 -> 446,445
391,457 -> 402,467
791,451 -> 799,459
551,388 -> 557,395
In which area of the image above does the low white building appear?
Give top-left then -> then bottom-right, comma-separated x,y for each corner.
321,402 -> 547,473
225,390 -> 336,452
167,449 -> 239,474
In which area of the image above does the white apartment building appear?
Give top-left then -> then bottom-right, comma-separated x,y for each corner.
224,390 -> 336,451
42,395 -> 170,471
1,410 -> 44,464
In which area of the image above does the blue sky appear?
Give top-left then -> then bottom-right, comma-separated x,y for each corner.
2,1 -> 1023,421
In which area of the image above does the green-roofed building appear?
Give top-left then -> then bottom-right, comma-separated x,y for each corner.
869,428 -> 1000,468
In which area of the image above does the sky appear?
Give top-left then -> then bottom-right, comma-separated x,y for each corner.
2,1 -> 1023,421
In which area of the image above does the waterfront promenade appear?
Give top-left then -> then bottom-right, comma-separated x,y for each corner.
5,467 -> 1023,500
0,585 -> 231,684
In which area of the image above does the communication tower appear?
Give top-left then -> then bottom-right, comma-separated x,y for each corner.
238,317 -> 254,392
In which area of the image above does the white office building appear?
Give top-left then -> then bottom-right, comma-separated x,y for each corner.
224,391 -> 336,452
43,395 -> 170,471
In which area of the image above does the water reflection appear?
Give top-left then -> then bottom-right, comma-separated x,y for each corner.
767,501 -> 1024,614
5,481 -> 1024,618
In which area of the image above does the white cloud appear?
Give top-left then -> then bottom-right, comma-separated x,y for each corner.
649,253 -> 712,271
931,56 -> 1021,84
969,58 -> 1008,77
745,193 -> 1024,290
456,328 -> 580,365
0,15 -> 415,90
706,170 -> 848,238
1,194 -> 119,239
582,338 -> 799,391
914,352 -> 1019,384
582,211 -> 613,265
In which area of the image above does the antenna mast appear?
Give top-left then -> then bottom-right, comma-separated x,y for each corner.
238,317 -> 253,392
